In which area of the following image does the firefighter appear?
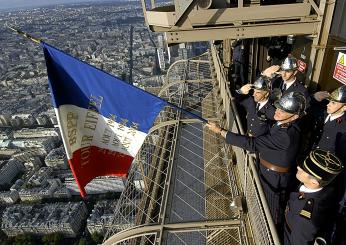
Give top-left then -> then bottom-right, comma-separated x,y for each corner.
284,149 -> 344,245
235,76 -> 276,137
309,85 -> 346,245
309,85 -> 346,154
263,56 -> 311,106
207,91 -> 306,227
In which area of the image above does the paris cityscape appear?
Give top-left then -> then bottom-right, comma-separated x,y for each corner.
0,1 -> 208,244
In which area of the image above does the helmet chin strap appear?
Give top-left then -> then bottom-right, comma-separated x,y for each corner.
330,104 -> 345,116
256,92 -> 268,103
277,113 -> 295,123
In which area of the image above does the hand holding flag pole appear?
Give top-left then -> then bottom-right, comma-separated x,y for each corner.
8,27 -> 210,197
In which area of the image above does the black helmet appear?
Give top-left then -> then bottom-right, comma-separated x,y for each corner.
328,85 -> 346,103
301,149 -> 344,186
281,56 -> 298,71
251,76 -> 271,91
274,91 -> 306,116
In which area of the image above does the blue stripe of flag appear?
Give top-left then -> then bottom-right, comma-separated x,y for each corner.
42,42 -> 168,133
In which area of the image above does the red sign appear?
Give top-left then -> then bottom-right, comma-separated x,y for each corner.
297,59 -> 307,73
333,52 -> 346,85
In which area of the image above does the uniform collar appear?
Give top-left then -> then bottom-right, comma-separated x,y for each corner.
283,78 -> 296,90
326,112 -> 345,122
257,99 -> 269,110
299,185 -> 323,193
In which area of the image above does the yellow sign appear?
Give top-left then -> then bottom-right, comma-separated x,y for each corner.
338,54 -> 344,65
333,52 -> 346,85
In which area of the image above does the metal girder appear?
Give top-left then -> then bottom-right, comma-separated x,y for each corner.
146,3 -> 313,29
158,79 -> 214,97
187,3 -> 311,27
149,118 -> 218,134
165,21 -> 318,44
307,0 -> 336,89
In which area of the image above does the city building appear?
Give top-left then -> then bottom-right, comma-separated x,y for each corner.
45,147 -> 68,169
19,179 -> 60,202
26,167 -> 53,187
87,200 -> 121,235
13,127 -> 60,139
0,190 -> 19,204
1,202 -> 88,237
0,159 -> 24,186
11,137 -> 59,155
65,176 -> 125,195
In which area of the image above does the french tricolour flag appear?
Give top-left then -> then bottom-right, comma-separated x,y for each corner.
42,42 -> 168,197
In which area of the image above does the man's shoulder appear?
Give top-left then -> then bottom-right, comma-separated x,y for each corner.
292,80 -> 308,91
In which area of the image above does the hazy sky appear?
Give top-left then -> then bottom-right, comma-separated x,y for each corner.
0,0 -> 109,10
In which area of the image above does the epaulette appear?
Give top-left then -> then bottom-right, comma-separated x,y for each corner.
336,117 -> 344,124
299,198 -> 314,220
279,123 -> 290,128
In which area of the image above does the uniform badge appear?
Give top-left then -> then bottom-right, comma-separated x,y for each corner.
298,192 -> 305,199
336,117 -> 343,124
280,123 -> 289,128
299,198 -> 314,220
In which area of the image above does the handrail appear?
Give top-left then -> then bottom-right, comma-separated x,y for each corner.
210,43 -> 281,245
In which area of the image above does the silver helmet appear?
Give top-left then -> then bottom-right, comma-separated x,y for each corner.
274,91 -> 306,116
328,85 -> 346,103
252,76 -> 271,91
281,56 -> 298,71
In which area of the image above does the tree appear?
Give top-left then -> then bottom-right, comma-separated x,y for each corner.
0,230 -> 13,245
42,233 -> 63,245
78,238 -> 87,245
91,232 -> 103,244
13,234 -> 35,245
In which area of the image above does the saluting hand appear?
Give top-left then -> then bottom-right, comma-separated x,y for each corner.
240,84 -> 252,95
262,65 -> 280,78
313,91 -> 330,102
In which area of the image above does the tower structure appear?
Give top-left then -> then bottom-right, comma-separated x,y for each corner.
104,0 -> 345,244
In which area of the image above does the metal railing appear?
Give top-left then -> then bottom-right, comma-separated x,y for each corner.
210,43 -> 280,245
104,46 -> 280,244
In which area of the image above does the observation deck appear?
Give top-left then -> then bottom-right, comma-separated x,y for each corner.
103,44 -> 280,244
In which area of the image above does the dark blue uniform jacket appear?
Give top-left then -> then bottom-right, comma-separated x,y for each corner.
225,123 -> 301,168
235,95 -> 275,137
311,112 -> 346,154
271,77 -> 311,107
285,184 -> 340,245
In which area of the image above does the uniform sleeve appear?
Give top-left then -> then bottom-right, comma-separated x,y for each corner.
225,129 -> 290,153
290,220 -> 317,245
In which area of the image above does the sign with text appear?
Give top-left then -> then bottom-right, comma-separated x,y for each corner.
333,52 -> 346,85
297,59 -> 307,73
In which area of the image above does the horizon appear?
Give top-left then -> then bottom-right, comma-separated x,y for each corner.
0,0 -> 121,11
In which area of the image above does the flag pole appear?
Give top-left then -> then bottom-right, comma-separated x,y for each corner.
7,26 -> 210,126
6,25 -> 42,44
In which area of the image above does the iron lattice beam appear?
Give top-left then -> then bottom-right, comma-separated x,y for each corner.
161,21 -> 318,44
